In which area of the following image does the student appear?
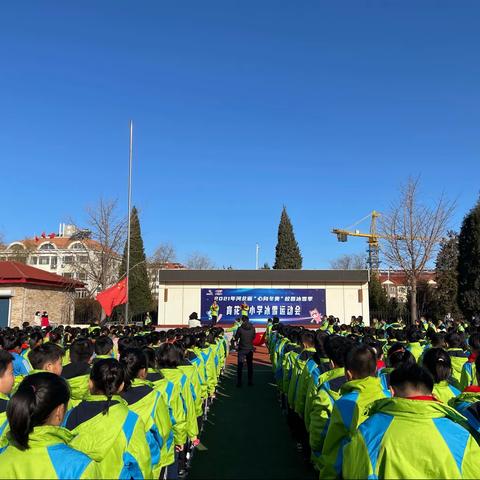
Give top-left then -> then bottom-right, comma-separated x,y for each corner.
64,359 -> 153,479
61,338 -> 93,406
422,348 -> 461,403
4,333 -> 31,378
0,373 -> 99,479
0,351 -> 14,438
28,343 -> 64,375
379,345 -> 416,390
93,335 -> 114,361
320,344 -> 390,479
460,333 -> 480,389
451,355 -> 480,434
405,327 -> 424,362
309,336 -> 350,469
120,348 -> 174,476
343,364 -> 480,479
445,332 -> 469,383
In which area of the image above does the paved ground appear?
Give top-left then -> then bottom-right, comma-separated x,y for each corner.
188,346 -> 315,480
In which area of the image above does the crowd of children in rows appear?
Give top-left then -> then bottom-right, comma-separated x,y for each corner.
0,323 -> 228,479
266,317 -> 480,479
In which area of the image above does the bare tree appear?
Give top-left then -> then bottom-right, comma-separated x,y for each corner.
380,178 -> 455,323
70,199 -> 127,297
150,242 -> 177,266
330,253 -> 366,270
185,252 -> 215,270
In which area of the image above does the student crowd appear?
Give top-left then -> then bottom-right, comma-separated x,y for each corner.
0,323 -> 228,479
266,317 -> 480,479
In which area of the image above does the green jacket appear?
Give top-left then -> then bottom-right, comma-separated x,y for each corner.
64,394 -> 153,479
61,362 -> 91,408
160,368 -> 199,441
198,346 -> 218,396
460,361 -> 478,390
450,388 -> 480,436
294,355 -> 319,417
0,393 -> 9,445
122,378 -> 175,471
447,348 -> 469,384
406,342 -> 424,362
320,376 -> 390,479
308,367 -> 346,468
287,348 -> 315,408
0,426 -> 99,479
178,363 -> 204,417
343,397 -> 480,479
189,350 -> 208,400
433,380 -> 461,404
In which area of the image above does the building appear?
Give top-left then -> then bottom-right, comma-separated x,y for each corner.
379,270 -> 437,302
0,261 -> 83,327
148,261 -> 187,301
0,224 -> 121,298
157,269 -> 369,326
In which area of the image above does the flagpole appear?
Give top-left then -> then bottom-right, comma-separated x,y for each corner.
125,120 -> 133,325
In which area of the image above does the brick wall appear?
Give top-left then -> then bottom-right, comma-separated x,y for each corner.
5,284 -> 75,327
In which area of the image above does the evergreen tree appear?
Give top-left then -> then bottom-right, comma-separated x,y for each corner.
458,198 -> 480,318
435,231 -> 461,319
368,272 -> 389,314
273,207 -> 303,269
119,207 -> 153,319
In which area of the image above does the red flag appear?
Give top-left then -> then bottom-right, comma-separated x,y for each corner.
34,236 -> 39,242
49,232 -> 56,239
41,232 -> 46,238
96,278 -> 128,316
253,331 -> 266,346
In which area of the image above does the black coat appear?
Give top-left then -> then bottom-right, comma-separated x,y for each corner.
235,322 -> 256,351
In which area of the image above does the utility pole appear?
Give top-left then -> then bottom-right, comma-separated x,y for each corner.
125,120 -> 133,325
255,243 -> 259,270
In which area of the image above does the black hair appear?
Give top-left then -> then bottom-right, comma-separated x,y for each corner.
3,333 -> 22,351
324,336 -> 352,367
7,373 -> 69,449
300,330 -> 315,347
49,330 -> 62,345
28,343 -> 64,370
407,328 -> 422,343
387,348 -> 416,370
119,348 -> 147,390
156,343 -> 182,369
28,332 -> 44,349
189,312 -> 198,320
94,336 -> 114,356
390,364 -> 434,395
422,348 -> 452,383
69,338 -> 94,363
446,332 -> 464,349
345,344 -> 376,378
468,333 -> 480,353
90,359 -> 125,414
0,350 -> 13,376
118,336 -> 138,356
429,332 -> 446,348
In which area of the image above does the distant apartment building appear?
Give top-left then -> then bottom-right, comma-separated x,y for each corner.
0,224 -> 121,298
379,270 -> 437,302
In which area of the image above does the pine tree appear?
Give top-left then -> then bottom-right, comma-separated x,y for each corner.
435,231 -> 461,319
368,272 -> 389,314
458,198 -> 480,318
119,207 -> 153,319
273,207 -> 303,269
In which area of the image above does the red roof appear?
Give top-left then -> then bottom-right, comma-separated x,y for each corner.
0,261 -> 84,289
379,270 -> 436,286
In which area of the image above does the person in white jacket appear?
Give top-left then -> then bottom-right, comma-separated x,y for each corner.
188,312 -> 202,328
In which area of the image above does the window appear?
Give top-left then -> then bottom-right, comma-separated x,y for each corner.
39,256 -> 50,265
63,272 -> 74,279
30,256 -> 38,265
51,256 -> 58,269
70,242 -> 85,250
77,272 -> 87,281
39,243 -> 55,250
78,255 -> 89,264
63,256 -> 74,265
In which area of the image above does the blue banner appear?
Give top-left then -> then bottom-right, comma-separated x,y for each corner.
200,288 -> 326,324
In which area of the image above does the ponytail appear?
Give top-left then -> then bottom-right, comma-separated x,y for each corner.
423,347 -> 452,383
7,373 -> 69,450
90,359 -> 125,415
119,348 -> 147,391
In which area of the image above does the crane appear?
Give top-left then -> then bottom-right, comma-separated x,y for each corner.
332,211 -> 382,271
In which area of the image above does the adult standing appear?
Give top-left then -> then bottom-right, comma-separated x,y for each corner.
234,315 -> 256,387
240,301 -> 249,317
210,300 -> 219,326
41,311 -> 50,327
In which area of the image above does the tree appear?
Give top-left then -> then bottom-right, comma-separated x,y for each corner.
369,272 -> 389,313
70,199 -> 126,297
435,231 -> 461,319
185,252 -> 215,270
119,207 -> 153,319
330,253 -> 366,270
150,242 -> 176,266
458,198 -> 480,318
273,206 -> 302,269
261,262 -> 271,270
380,177 -> 454,324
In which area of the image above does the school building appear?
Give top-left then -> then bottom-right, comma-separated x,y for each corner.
156,269 -> 369,326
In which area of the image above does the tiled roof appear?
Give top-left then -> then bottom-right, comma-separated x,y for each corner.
0,261 -> 83,289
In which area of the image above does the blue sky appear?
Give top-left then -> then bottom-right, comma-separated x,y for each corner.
1,1 -> 479,268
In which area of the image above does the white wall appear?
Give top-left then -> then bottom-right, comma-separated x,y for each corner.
157,281 -> 369,326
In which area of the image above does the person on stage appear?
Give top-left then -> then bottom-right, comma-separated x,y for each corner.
240,301 -> 249,317
210,300 -> 219,325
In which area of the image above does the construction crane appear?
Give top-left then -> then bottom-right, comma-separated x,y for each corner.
332,211 -> 382,271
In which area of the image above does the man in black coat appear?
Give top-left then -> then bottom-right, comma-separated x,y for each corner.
234,315 -> 256,387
